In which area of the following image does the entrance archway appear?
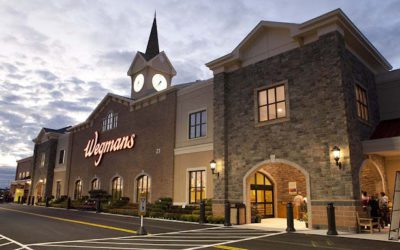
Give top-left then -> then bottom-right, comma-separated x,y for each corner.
359,159 -> 386,197
250,172 -> 274,218
243,159 -> 311,225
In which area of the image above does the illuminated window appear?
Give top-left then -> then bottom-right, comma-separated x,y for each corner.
102,112 -> 118,131
189,110 -> 207,139
58,150 -> 65,164
18,172 -> 22,179
136,175 -> 150,202
111,177 -> 122,200
56,181 -> 61,199
74,180 -> 82,200
189,170 -> 206,204
355,85 -> 368,121
26,171 -> 30,178
257,85 -> 286,122
40,153 -> 46,167
91,178 -> 100,191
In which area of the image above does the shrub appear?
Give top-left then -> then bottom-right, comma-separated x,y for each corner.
110,197 -> 130,208
149,212 -> 163,218
89,190 -> 109,201
207,215 -> 225,224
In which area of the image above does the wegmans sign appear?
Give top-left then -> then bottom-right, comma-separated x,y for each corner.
84,131 -> 136,166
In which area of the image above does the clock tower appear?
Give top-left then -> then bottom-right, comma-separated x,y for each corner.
127,14 -> 176,100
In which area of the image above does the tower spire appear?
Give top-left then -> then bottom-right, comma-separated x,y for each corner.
144,13 -> 159,60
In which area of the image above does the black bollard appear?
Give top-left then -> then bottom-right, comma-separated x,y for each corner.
17,196 -> 21,204
96,198 -> 102,213
31,196 -> 35,206
327,203 -> 338,235
224,201 -> 232,227
27,196 -> 31,205
286,202 -> 296,232
45,196 -> 50,207
67,197 -> 71,209
199,200 -> 206,224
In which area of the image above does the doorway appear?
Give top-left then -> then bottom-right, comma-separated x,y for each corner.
250,172 -> 274,218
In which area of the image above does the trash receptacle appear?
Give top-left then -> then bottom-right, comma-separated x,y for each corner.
230,203 -> 246,225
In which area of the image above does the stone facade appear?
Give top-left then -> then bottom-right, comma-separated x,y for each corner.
213,31 -> 380,231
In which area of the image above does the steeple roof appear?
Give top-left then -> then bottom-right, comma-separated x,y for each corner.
143,13 -> 159,61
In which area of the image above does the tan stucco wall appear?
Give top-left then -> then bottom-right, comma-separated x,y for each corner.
52,170 -> 66,197
385,156 -> 400,200
175,80 -> 213,148
173,150 -> 214,205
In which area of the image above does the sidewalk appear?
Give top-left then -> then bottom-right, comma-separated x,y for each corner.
236,218 -> 400,243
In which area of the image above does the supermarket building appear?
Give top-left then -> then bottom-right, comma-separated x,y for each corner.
11,9 -> 400,231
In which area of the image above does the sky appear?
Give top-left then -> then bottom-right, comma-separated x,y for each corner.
0,0 -> 400,187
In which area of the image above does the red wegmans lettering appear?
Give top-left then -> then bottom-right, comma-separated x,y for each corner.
84,131 -> 136,166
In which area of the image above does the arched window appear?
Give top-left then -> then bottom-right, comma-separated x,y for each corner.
111,177 -> 122,200
102,112 -> 118,131
250,172 -> 274,218
136,175 -> 150,202
91,178 -> 99,191
74,180 -> 82,200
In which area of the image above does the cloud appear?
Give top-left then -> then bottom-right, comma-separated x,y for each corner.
97,50 -> 135,69
35,70 -> 58,81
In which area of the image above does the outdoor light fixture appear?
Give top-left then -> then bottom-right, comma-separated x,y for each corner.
332,146 -> 342,169
210,160 -> 219,177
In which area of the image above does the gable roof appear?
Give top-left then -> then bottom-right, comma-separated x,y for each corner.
206,8 -> 392,73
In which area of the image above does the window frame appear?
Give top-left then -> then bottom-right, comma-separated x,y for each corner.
188,109 -> 207,139
91,178 -> 100,191
40,153 -> 46,167
58,149 -> 65,164
254,80 -> 290,127
102,111 -> 118,132
188,170 -> 206,204
355,84 -> 369,122
111,177 -> 122,200
74,180 -> 82,200
136,175 -> 150,203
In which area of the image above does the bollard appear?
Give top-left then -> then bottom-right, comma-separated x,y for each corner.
199,200 -> 206,224
96,198 -> 102,213
22,196 -> 26,204
45,196 -> 50,207
27,196 -> 31,205
224,201 -> 232,227
286,202 -> 296,232
67,197 -> 71,209
327,203 -> 338,235
17,196 -> 21,204
31,196 -> 35,206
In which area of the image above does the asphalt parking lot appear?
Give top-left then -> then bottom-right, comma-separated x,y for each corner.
0,203 -> 399,250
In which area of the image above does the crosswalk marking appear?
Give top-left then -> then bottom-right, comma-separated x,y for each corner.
27,227 -> 280,249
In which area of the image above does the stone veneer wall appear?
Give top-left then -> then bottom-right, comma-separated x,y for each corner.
360,162 -> 383,196
213,31 -> 380,231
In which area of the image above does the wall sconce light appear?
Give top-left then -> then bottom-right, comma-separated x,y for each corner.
332,146 -> 342,169
210,160 -> 219,177
39,179 -> 43,183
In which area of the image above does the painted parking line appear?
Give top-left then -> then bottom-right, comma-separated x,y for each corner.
0,233 -> 33,250
0,207 -> 136,234
27,226 -> 281,249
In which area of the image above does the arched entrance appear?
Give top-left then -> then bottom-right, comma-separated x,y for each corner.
359,159 -> 386,197
243,159 -> 311,225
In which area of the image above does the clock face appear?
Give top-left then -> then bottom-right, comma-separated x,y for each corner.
133,74 -> 144,92
152,74 -> 168,91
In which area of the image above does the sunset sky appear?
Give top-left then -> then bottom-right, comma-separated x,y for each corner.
1,0 -> 399,187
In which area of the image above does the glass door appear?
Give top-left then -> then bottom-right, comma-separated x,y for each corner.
250,172 -> 274,218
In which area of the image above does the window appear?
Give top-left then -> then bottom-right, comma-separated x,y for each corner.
56,181 -> 61,199
136,175 -> 150,202
189,170 -> 206,204
40,153 -> 46,167
355,85 -> 368,121
102,112 -> 118,131
189,110 -> 207,139
91,178 -> 100,191
18,172 -> 22,180
111,177 -> 122,200
257,84 -> 286,122
74,180 -> 82,200
26,171 -> 30,178
58,150 -> 65,164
